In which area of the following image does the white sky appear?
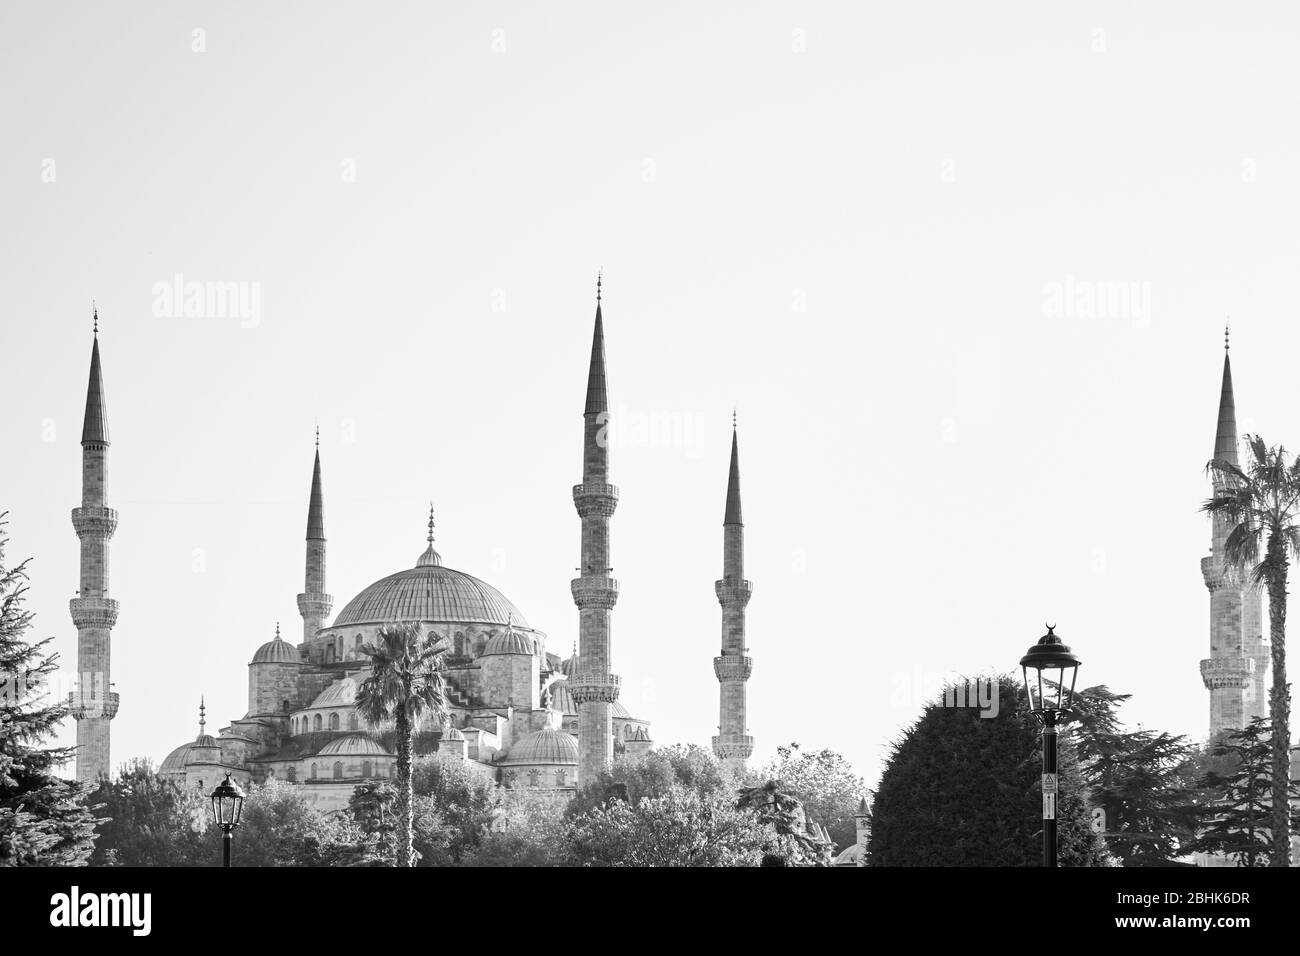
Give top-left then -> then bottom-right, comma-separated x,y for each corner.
3,2 -> 1300,791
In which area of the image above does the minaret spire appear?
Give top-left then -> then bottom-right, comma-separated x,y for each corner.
714,417 -> 754,771
70,312 -> 120,783
570,276 -> 621,786
297,433 -> 333,649
1200,327 -> 1268,737
199,697 -> 206,735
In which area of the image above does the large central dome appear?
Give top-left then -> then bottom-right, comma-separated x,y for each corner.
334,563 -> 529,628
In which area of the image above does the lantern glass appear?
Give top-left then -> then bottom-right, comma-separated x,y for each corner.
209,773 -> 245,829
1019,627 -> 1081,716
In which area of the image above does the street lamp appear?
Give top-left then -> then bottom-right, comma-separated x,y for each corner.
1019,624 -> 1081,868
209,772 -> 246,868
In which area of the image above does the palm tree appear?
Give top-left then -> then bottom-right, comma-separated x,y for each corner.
355,622 -> 447,867
1205,434 -> 1298,866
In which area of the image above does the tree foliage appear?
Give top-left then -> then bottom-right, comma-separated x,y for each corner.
0,515 -> 97,866
757,742 -> 867,850
87,760 -> 208,866
869,674 -> 1108,867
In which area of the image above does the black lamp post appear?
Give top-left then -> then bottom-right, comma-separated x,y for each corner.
209,772 -> 246,868
1019,624 -> 1081,868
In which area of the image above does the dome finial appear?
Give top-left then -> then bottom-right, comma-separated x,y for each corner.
416,502 -> 443,567
199,696 -> 206,734
1225,318 -> 1230,351
275,621 -> 281,640
92,301 -> 98,336
427,501 -> 435,544
596,270 -> 602,304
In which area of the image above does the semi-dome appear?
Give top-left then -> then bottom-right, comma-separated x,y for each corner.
160,741 -> 194,773
547,680 -> 578,716
482,628 -> 534,657
317,734 -> 390,757
610,701 -> 633,720
334,561 -> 529,628
501,728 -> 579,766
310,677 -> 358,709
252,636 -> 300,664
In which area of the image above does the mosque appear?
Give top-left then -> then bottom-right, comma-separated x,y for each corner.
67,282 -> 757,810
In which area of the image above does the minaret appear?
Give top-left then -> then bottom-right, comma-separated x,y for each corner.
70,307 -> 120,784
1199,326 -> 1265,737
296,428 -> 333,645
713,415 -> 754,771
569,275 -> 622,786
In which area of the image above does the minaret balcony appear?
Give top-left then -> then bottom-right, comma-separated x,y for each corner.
715,578 -> 754,606
68,690 -> 120,720
1200,656 -> 1254,690
297,593 -> 335,617
569,672 -> 621,704
711,734 -> 754,759
71,506 -> 118,538
714,654 -> 753,682
69,597 -> 120,628
571,577 -> 620,609
572,482 -> 619,517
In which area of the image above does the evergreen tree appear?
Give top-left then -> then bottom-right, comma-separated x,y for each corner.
1067,686 -> 1200,865
1187,718 -> 1300,867
868,674 -> 1108,866
0,514 -> 97,866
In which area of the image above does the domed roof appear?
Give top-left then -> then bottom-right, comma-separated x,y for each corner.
310,677 -> 358,709
560,650 -> 579,678
160,742 -> 194,773
610,701 -> 633,720
334,562 -> 529,629
547,680 -> 578,716
501,728 -> 579,766
252,636 -> 300,664
482,628 -> 534,657
193,734 -> 218,748
317,734 -> 390,757
441,724 -> 466,742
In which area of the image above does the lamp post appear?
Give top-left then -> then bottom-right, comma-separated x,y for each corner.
1019,624 -> 1081,868
209,772 -> 246,868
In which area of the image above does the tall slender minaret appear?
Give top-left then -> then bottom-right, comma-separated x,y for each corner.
296,428 -> 333,646
1200,326 -> 1268,738
713,415 -> 754,771
69,307 -> 120,784
569,275 -> 621,786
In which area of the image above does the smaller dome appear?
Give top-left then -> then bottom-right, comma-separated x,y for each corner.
502,728 -> 578,766
193,734 -> 218,748
560,651 -> 580,678
442,724 -> 465,742
548,680 -> 578,716
482,628 -> 534,657
252,637 -> 300,665
310,678 -> 358,709
610,701 -> 633,720
317,734 -> 390,757
160,742 -> 193,773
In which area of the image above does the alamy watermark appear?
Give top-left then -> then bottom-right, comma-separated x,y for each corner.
890,669 -> 1000,718
1042,275 -> 1151,327
152,274 -> 261,328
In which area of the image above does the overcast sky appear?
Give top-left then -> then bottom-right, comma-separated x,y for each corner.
3,2 -> 1300,791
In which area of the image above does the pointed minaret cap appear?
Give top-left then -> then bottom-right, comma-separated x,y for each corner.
306,439 -> 325,539
416,502 -> 443,567
81,309 -> 110,446
724,416 -> 742,525
1214,323 -> 1238,466
584,274 -> 609,415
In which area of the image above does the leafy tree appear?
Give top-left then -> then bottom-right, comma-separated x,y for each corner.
213,779 -> 369,867
758,742 -> 867,850
1205,435 -> 1299,865
1187,718 -> 1300,867
566,785 -> 772,867
736,779 -> 834,865
355,622 -> 448,867
460,798 -> 567,867
0,515 -> 98,866
566,743 -> 735,817
411,756 -> 499,862
348,780 -> 450,866
87,760 -> 208,866
1067,686 -> 1200,865
869,674 -> 1108,866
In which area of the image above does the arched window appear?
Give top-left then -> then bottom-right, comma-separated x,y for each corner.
362,760 -> 372,778
528,769 -> 540,788
325,645 -> 335,663
310,763 -> 317,779
313,714 -> 322,732
281,699 -> 290,713
329,712 -> 340,731
348,712 -> 358,731
625,724 -> 632,739
473,637 -> 486,657
555,769 -> 566,787
454,633 -> 465,656
333,761 -> 343,780
287,766 -> 297,782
